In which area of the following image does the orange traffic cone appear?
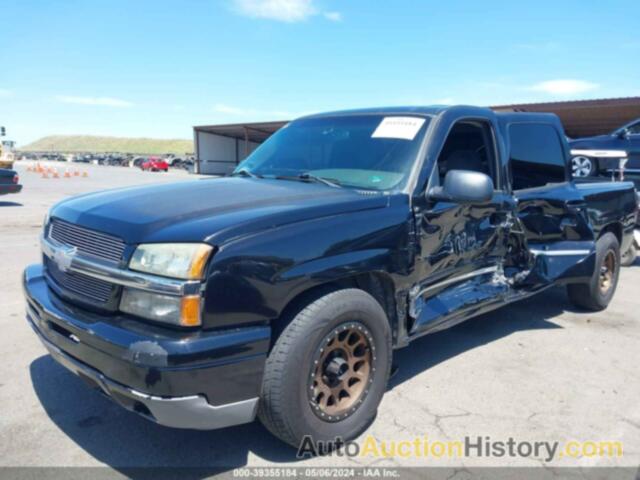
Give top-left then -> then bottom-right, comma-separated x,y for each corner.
73,170 -> 80,176
64,170 -> 71,178
41,172 -> 49,179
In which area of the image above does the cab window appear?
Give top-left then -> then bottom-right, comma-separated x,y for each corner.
435,120 -> 498,188
509,123 -> 566,190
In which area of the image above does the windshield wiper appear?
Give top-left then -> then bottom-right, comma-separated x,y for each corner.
275,173 -> 342,188
231,169 -> 263,179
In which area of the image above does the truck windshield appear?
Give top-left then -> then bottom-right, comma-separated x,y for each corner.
234,114 -> 430,191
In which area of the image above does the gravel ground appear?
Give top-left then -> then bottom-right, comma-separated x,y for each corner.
1,162 -> 639,476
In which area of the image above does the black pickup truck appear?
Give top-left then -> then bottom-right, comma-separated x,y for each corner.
24,106 -> 636,447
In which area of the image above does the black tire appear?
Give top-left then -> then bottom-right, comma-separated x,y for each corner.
258,289 -> 392,448
621,243 -> 637,267
567,232 -> 620,311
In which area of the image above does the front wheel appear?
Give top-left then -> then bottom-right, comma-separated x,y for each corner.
571,156 -> 596,178
567,232 -> 620,310
258,289 -> 392,448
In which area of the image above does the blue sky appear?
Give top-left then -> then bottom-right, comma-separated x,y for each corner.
1,0 -> 639,145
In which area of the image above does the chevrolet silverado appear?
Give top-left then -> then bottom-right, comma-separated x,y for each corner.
24,106 -> 637,447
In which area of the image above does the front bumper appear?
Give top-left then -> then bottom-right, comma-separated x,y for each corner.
24,264 -> 271,430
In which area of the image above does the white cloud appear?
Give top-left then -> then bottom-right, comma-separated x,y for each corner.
323,11 -> 342,22
214,103 -> 296,118
55,95 -> 133,107
232,0 -> 315,22
0,88 -> 12,98
231,0 -> 341,23
529,79 -> 599,96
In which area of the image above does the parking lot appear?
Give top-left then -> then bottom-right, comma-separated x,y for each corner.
1,162 -> 640,474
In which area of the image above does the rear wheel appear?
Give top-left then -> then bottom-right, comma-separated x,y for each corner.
571,156 -> 595,178
258,289 -> 392,448
567,232 -> 620,310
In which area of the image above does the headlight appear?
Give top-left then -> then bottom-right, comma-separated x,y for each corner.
120,289 -> 201,327
129,243 -> 213,280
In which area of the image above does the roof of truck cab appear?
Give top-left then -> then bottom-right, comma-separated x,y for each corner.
193,106 -> 564,144
301,106 -> 452,119
303,105 -> 562,124
495,111 -> 562,123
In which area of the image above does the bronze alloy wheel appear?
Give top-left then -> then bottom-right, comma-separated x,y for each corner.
308,322 -> 375,422
599,250 -> 616,295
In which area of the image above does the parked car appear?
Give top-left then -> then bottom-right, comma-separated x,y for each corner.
24,106 -> 636,448
0,168 -> 22,196
180,158 -> 194,171
140,156 -> 169,172
72,154 -> 92,163
129,156 -> 146,168
167,157 -> 184,168
569,118 -> 640,178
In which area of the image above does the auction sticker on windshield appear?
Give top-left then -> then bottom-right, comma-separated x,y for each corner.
372,116 -> 426,140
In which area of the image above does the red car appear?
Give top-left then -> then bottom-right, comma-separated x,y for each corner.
140,157 -> 169,172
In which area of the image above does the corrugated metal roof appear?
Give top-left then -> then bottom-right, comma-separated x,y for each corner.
194,97 -> 640,142
492,97 -> 640,137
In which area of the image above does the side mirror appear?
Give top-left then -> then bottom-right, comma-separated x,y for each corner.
616,128 -> 631,139
428,170 -> 494,203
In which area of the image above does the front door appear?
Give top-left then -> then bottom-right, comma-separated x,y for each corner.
410,118 -> 513,334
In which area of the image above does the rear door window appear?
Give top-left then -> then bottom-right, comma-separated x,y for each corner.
509,123 -> 567,190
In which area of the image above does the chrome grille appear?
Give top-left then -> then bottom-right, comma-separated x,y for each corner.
45,257 -> 113,303
49,219 -> 125,263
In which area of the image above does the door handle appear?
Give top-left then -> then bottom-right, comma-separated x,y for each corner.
565,200 -> 587,214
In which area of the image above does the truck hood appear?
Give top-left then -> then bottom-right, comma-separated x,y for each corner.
569,135 -> 622,150
51,177 -> 391,245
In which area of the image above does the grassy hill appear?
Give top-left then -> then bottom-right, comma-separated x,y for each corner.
21,135 -> 193,155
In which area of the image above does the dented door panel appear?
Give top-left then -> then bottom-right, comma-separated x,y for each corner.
514,182 -> 597,286
416,193 -> 511,280
411,191 -> 512,335
409,266 -> 508,334
515,183 -> 594,243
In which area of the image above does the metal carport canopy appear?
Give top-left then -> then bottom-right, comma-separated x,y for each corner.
193,120 -> 289,143
493,96 -> 640,138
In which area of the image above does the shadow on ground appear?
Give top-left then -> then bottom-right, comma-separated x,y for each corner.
0,201 -> 22,207
30,286 -> 578,476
